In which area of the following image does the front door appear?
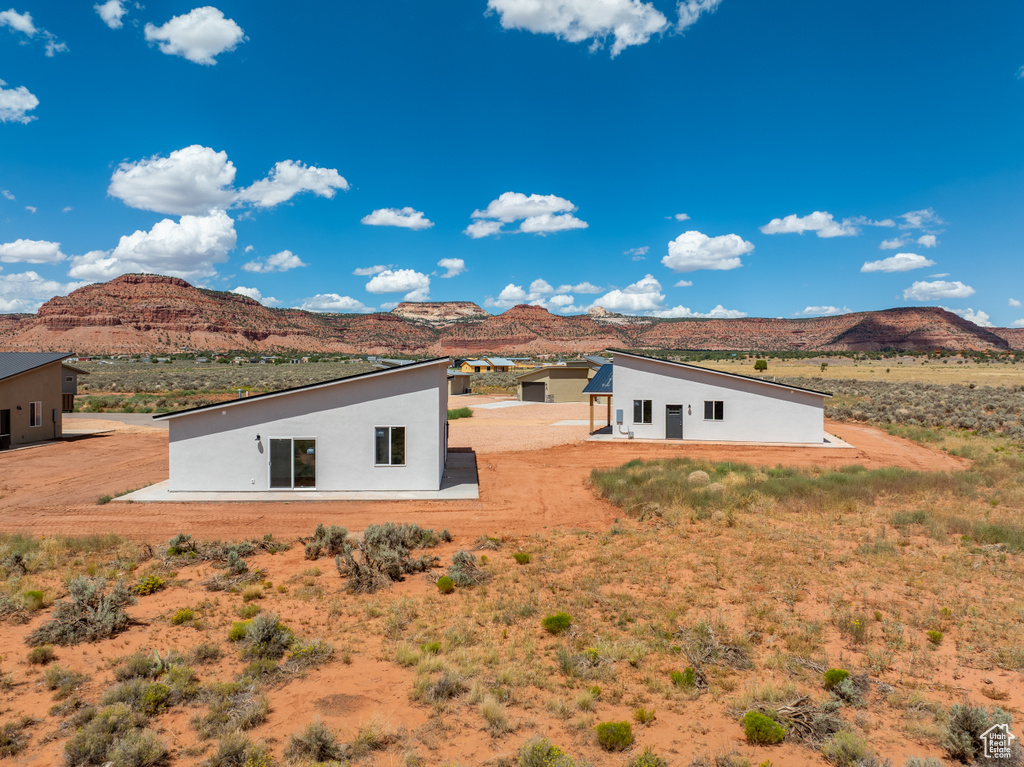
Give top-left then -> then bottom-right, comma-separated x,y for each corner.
269,438 -> 316,489
0,409 -> 9,451
666,405 -> 683,440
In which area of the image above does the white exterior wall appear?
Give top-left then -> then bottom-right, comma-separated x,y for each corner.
166,363 -> 448,492
612,355 -> 825,444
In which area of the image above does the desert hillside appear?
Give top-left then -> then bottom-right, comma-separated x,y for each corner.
0,273 -> 1018,355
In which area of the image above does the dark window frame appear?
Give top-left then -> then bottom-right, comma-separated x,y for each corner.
374,426 -> 407,466
29,401 -> 42,428
703,400 -> 724,421
633,399 -> 653,424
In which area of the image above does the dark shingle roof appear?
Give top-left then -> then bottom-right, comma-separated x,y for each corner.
582,363 -> 613,394
0,352 -> 75,383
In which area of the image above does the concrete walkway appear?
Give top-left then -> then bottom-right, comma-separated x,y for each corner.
586,430 -> 854,448
114,450 -> 479,503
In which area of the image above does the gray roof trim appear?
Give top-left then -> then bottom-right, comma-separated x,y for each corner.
608,350 -> 832,398
154,357 -> 451,420
0,352 -> 76,383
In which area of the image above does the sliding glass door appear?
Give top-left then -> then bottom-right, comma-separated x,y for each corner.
269,438 -> 316,489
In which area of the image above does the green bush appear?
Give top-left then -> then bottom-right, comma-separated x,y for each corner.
742,711 -> 786,745
420,642 -> 441,655
447,407 -> 473,420
595,721 -> 634,751
170,608 -> 194,625
28,577 -> 135,646
542,612 -> 573,634
754,359 -> 768,371
628,747 -> 669,767
241,613 -> 294,660
188,643 -> 223,665
304,523 -> 349,560
519,736 -> 583,767
634,707 -> 656,724
227,621 -> 250,642
0,717 -> 32,758
166,532 -> 196,556
131,575 -> 164,596
671,667 -> 696,688
822,731 -> 871,767
106,728 -> 166,767
286,639 -> 334,670
44,664 -> 89,699
284,719 -> 345,763
205,731 -> 272,767
114,652 -> 162,682
237,603 -> 260,619
334,522 -> 446,594
241,587 -> 263,603
22,589 -> 46,611
926,630 -> 943,645
27,645 -> 55,665
64,704 -> 145,766
823,668 -> 850,690
447,549 -> 490,587
513,552 -> 531,565
436,575 -> 455,594
942,702 -> 1012,762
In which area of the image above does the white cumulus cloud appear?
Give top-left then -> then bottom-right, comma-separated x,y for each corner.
144,6 -> 245,65
670,213 -> 690,221
903,280 -> 975,301
437,258 -> 465,278
0,79 -> 39,124
95,0 -> 127,29
592,274 -> 665,313
760,211 -> 859,238
364,269 -> 431,300
674,279 -> 693,287
860,253 -> 935,273
230,286 -> 280,306
916,234 -> 938,248
299,294 -> 374,314
241,250 -> 306,274
484,277 -> 595,311
353,265 -> 390,276
0,271 -> 85,313
0,8 -> 34,34
879,238 -> 906,250
0,238 -> 65,264
624,246 -> 648,259
360,207 -> 433,230
662,230 -> 753,272
468,192 -> 587,237
557,281 -> 602,294
677,0 -> 723,31
237,160 -> 349,208
486,0 -> 670,57
652,303 -> 747,319
109,145 -> 237,215
67,210 -> 237,282
1009,298 -> 1022,308
1,190 -> 13,200
794,305 -> 851,317
899,208 -> 943,231
944,307 -> 992,327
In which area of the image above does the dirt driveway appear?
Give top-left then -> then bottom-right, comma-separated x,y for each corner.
0,406 -> 966,542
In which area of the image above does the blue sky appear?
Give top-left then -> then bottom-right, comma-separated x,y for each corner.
1,1 -> 1023,328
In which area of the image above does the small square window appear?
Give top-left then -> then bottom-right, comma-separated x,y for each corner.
633,399 -> 652,424
704,401 -> 724,421
374,426 -> 406,466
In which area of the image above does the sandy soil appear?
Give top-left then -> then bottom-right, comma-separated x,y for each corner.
2,404 -> 965,542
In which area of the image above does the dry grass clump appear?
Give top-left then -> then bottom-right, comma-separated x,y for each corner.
335,523 -> 448,593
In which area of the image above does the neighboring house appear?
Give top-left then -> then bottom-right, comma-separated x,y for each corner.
487,358 -> 515,373
458,359 -> 490,373
457,358 -> 515,373
153,358 -> 450,492
447,370 -> 472,396
516,360 -> 603,403
0,352 -> 81,450
600,350 -> 830,444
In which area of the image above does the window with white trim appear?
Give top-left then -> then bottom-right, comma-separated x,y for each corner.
633,399 -> 652,424
374,426 -> 406,466
704,400 -> 724,421
29,401 -> 42,427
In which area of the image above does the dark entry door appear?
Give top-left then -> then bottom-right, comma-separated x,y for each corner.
666,405 -> 683,439
0,409 -> 9,451
522,382 -> 546,402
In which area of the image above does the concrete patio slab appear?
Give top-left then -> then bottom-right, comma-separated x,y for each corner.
585,431 -> 854,448
115,450 -> 479,502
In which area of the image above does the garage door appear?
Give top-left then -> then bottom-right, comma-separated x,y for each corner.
521,382 -> 546,402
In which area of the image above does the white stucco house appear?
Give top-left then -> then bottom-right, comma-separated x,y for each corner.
153,358 -> 450,492
595,350 -> 830,444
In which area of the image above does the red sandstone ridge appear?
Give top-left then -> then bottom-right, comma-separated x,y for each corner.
0,273 -> 1019,354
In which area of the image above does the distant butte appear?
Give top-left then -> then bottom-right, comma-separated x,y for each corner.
0,273 -> 1019,354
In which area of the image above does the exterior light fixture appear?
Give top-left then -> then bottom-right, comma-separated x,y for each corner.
687,405 -> 691,416
255,434 -> 261,442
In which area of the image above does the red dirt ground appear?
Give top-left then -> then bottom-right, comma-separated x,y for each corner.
0,412 -> 966,542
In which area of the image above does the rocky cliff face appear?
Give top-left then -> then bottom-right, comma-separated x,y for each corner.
0,273 -> 1019,354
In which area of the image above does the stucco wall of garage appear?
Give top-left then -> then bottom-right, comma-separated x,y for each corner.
166,363 -> 448,492
612,355 -> 825,444
0,364 -> 63,445
516,367 -> 596,403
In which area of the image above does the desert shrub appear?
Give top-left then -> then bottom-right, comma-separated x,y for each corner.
164,666 -> 199,701
102,679 -> 175,717
742,711 -> 785,745
106,727 -> 166,767
447,549 -> 490,587
114,652 -> 164,682
285,638 -> 334,670
481,694 -> 511,735
519,737 -> 583,767
189,643 -> 223,665
241,587 -> 262,603
542,612 -> 573,634
166,532 -> 197,556
420,641 -> 441,655
671,667 -> 696,688
64,704 -> 146,766
132,575 -> 164,596
334,523 -> 444,593
22,589 -> 46,611
436,576 -> 455,594
304,524 -> 348,561
629,747 -> 669,767
474,535 -> 501,550
237,603 -> 260,619
556,646 -> 602,679
903,758 -> 943,767
239,659 -> 278,681
227,621 -> 250,642
926,630 -> 943,645
823,668 -> 849,690
28,576 -> 135,646
44,664 -> 89,699
170,608 -> 194,625
595,721 -> 634,751
241,613 -> 294,660
284,718 -> 344,763
754,359 -> 768,371
822,731 -> 871,767
513,551 -> 531,565
447,407 -> 473,419
27,645 -> 55,665
942,701 -> 1012,762
634,706 -> 656,724
425,671 -> 467,702
204,730 -> 273,767
0,716 -> 33,758
192,682 -> 269,739
224,549 -> 247,576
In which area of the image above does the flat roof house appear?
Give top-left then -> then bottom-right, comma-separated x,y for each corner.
599,350 -> 830,444
447,369 -> 472,396
153,358 -> 450,492
516,358 -> 605,403
0,352 -> 81,450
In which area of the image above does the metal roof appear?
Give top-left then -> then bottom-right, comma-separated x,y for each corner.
584,355 -> 609,366
0,352 -> 76,383
582,363 -> 613,394
487,357 -> 515,366
154,357 -> 451,421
